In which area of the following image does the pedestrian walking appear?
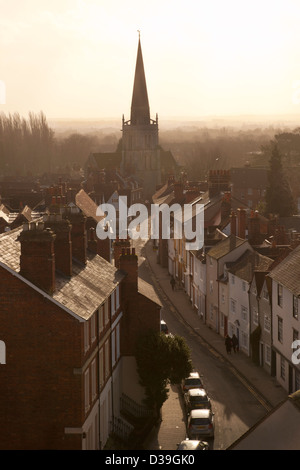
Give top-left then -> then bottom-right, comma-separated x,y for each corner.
225,335 -> 232,354
232,334 -> 239,353
170,276 -> 176,291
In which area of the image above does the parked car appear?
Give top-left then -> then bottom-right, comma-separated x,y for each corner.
177,439 -> 209,450
181,372 -> 204,394
187,409 -> 215,439
160,319 -> 169,335
184,388 -> 212,413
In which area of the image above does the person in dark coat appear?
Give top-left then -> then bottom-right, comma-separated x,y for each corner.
232,334 -> 239,353
225,335 -> 232,354
170,276 -> 176,291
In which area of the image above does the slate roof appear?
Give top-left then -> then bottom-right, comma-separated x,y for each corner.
90,152 -> 122,170
208,235 -> 247,260
0,226 -> 124,321
227,250 -> 274,283
75,189 -> 105,222
268,244 -> 300,296
138,277 -> 162,307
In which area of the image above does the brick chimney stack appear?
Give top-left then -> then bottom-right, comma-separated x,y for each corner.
64,208 -> 87,265
119,247 -> 138,291
18,222 -> 56,295
44,214 -> 73,277
237,208 -> 246,239
113,238 -> 131,269
230,211 -> 237,236
248,210 -> 260,245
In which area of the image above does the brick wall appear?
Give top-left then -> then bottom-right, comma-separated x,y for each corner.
0,266 -> 83,450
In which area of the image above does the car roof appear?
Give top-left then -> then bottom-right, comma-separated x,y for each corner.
188,388 -> 207,397
178,440 -> 202,450
189,409 -> 211,418
186,372 -> 200,379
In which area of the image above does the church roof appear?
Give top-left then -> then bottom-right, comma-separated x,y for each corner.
130,37 -> 150,125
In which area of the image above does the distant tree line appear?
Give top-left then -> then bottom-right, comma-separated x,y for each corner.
0,112 -> 119,177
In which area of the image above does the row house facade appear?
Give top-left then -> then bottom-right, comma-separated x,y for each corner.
0,204 -> 161,449
268,246 -> 300,394
226,250 -> 273,356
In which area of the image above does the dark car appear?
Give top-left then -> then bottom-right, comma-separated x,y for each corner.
184,388 -> 212,413
177,439 -> 209,450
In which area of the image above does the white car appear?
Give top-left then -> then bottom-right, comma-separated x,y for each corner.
181,372 -> 204,394
187,409 -> 215,439
177,439 -> 209,450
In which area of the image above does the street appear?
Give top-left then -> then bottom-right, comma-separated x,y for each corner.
135,237 -> 270,450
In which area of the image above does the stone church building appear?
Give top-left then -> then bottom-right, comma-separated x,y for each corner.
85,36 -> 178,202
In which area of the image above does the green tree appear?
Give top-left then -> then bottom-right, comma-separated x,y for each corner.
135,330 -> 192,419
265,142 -> 296,217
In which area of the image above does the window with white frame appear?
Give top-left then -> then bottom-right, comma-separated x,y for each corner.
91,359 -> 96,401
263,287 -> 268,300
230,299 -> 236,314
242,281 -> 247,292
84,321 -> 90,352
84,368 -> 90,413
264,313 -> 271,332
241,306 -> 248,321
231,275 -> 235,285
221,287 -> 225,304
293,295 -> 298,320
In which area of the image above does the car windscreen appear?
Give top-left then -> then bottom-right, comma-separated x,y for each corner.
185,378 -> 202,386
190,395 -> 208,403
191,418 -> 210,425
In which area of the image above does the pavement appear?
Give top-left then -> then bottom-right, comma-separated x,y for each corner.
141,240 -> 288,451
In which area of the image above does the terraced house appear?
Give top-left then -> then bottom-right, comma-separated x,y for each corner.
0,205 -> 161,449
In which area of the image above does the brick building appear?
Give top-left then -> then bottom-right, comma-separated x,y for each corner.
0,205 -> 160,449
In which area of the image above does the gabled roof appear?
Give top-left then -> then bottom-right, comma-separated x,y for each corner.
268,244 -> 300,296
138,277 -> 162,307
0,227 -> 124,321
227,250 -> 273,283
89,152 -> 122,170
207,235 -> 247,260
228,391 -> 300,450
75,189 -> 104,222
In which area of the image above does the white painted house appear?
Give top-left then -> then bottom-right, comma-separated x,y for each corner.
268,246 -> 300,394
227,250 -> 273,356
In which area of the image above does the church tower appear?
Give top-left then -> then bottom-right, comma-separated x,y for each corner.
121,35 -> 161,200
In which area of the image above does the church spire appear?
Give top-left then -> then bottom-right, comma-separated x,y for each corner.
130,33 -> 150,125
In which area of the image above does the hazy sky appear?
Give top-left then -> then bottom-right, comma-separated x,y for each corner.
1,0 -> 300,121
